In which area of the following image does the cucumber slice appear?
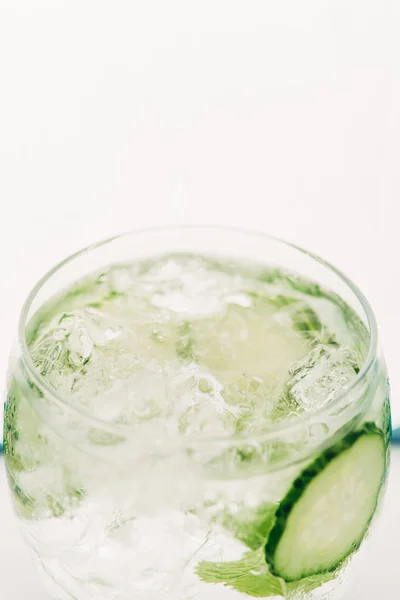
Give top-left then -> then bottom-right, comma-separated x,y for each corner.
265,424 -> 385,581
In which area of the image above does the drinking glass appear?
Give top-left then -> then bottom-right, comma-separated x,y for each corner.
3,228 -> 391,600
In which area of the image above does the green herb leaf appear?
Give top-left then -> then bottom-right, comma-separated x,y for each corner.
196,549 -> 333,598
196,550 -> 284,598
291,306 -> 322,335
222,503 -> 277,551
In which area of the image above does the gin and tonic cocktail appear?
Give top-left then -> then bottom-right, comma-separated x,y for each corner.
4,229 -> 390,600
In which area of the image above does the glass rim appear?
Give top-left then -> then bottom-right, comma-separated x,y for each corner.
17,225 -> 379,445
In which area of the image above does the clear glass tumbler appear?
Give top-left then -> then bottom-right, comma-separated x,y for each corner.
3,228 -> 391,600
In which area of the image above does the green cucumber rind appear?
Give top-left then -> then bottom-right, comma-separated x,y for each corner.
265,423 -> 385,581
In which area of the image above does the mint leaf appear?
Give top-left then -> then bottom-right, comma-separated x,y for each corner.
196,549 -> 333,598
291,305 -> 322,336
222,503 -> 276,551
196,551 -> 261,583
196,550 -> 284,598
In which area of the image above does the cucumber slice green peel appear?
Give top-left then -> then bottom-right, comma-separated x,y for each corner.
265,423 -> 385,582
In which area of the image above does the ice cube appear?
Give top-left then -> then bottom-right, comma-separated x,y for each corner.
170,368 -> 240,437
285,344 -> 359,411
81,308 -> 123,346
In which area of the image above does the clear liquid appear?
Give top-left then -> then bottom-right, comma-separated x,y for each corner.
4,255 -> 389,600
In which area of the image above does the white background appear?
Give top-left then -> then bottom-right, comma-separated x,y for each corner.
0,1 -> 399,598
